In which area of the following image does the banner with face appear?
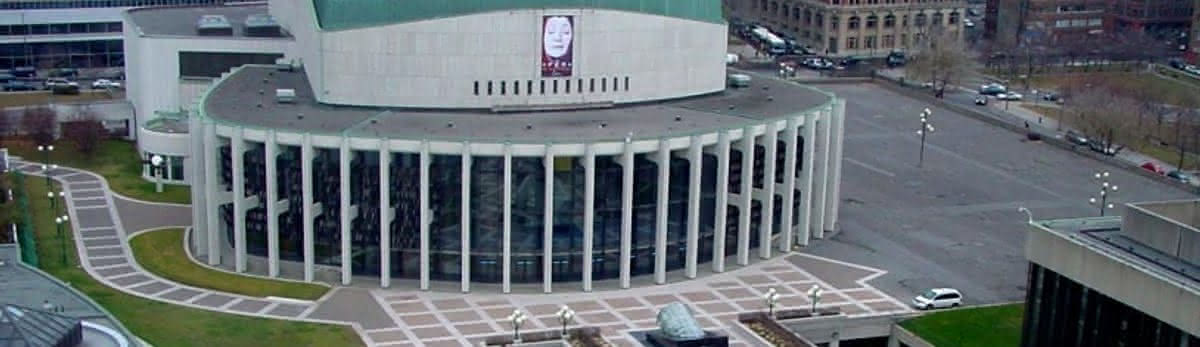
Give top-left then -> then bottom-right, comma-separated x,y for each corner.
541,15 -> 574,77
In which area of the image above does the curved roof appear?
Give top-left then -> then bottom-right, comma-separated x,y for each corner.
312,0 -> 724,31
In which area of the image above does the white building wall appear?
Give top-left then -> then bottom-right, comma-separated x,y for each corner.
307,9 -> 726,108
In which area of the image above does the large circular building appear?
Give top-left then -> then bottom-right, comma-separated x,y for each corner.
125,0 -> 846,293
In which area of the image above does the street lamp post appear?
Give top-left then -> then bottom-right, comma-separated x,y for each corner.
806,284 -> 824,315
555,305 -> 575,340
764,287 -> 780,319
917,108 -> 935,167
37,145 -> 53,188
47,191 -> 63,213
54,215 -> 68,265
506,309 -> 527,343
1088,171 -> 1118,216
150,154 -> 165,193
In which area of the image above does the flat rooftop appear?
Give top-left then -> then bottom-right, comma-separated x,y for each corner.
0,245 -> 131,339
202,66 -> 833,142
126,3 -> 290,38
1037,217 -> 1200,292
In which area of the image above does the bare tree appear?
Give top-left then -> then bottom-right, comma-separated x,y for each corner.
62,110 -> 105,155
1059,83 -> 1139,155
0,108 -> 13,139
905,28 -> 975,98
20,106 -> 56,145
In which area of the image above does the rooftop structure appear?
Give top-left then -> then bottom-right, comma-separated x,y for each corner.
1023,200 -> 1200,346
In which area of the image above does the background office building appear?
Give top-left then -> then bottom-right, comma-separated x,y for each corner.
985,0 -> 1108,46
123,0 -> 848,293
723,0 -> 967,57
0,0 -> 255,71
1022,200 -> 1200,347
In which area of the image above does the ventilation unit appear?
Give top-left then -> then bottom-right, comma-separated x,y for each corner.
276,89 -> 296,103
244,14 -> 282,37
196,15 -> 233,36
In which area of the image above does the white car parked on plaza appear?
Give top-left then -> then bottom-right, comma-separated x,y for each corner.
912,288 -> 963,310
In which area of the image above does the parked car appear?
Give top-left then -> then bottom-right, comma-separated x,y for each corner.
1166,170 -> 1193,184
886,50 -> 907,67
1064,130 -> 1089,145
91,79 -> 122,89
1087,141 -> 1118,156
1142,162 -> 1166,174
974,96 -> 988,105
4,80 -> 36,91
997,92 -> 1023,101
979,83 -> 1007,95
912,288 -> 963,310
44,78 -> 78,90
1185,65 -> 1200,76
963,19 -> 975,28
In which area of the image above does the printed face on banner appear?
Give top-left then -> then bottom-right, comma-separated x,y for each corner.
542,15 -> 574,77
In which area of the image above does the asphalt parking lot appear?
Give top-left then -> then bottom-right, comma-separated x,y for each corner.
803,83 -> 1194,305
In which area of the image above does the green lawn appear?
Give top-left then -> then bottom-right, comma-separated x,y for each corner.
4,138 -> 191,204
1026,71 -> 1200,106
0,90 -> 119,108
17,173 -> 363,347
130,228 -> 329,300
901,304 -> 1025,347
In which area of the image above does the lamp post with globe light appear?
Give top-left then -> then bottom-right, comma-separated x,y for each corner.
1089,171 -> 1118,216
54,215 -> 68,265
47,191 -> 64,213
764,287 -> 780,319
556,305 -> 575,340
917,108 -> 934,168
807,284 -> 824,315
150,154 -> 165,193
506,309 -> 527,343
37,145 -> 53,188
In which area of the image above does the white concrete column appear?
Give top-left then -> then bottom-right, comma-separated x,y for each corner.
542,148 -> 555,293
711,131 -> 731,273
654,139 -> 669,285
339,139 -> 352,285
797,114 -> 817,247
825,100 -> 846,233
189,117 -> 208,263
814,110 -> 833,239
379,142 -> 391,288
265,132 -> 279,277
502,145 -> 512,294
203,122 -> 220,265
582,144 -> 595,292
419,142 -> 431,291
619,139 -> 634,288
779,118 -> 799,253
737,128 -> 755,266
231,130 -> 246,273
685,137 -> 702,279
301,135 -> 314,281
460,145 -> 472,293
760,124 -> 778,259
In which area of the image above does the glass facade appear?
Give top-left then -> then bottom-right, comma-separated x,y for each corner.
0,40 -> 123,70
1021,264 -> 1200,347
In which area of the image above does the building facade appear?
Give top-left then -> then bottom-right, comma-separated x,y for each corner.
1107,0 -> 1194,34
125,0 -> 848,293
987,0 -> 1108,46
1022,201 -> 1200,346
725,0 -> 968,57
0,0 -> 258,71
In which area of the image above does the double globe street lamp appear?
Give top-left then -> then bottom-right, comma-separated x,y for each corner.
37,145 -> 54,188
556,305 -> 575,340
807,284 -> 825,315
506,309 -> 528,343
54,215 -> 68,265
764,287 -> 780,319
917,108 -> 934,168
1089,171 -> 1118,216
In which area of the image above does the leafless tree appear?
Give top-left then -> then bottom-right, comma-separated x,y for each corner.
0,108 -> 13,139
905,27 -> 975,97
1060,80 -> 1139,155
62,110 -> 105,155
20,106 -> 56,145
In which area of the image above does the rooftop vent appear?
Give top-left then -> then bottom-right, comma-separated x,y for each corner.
275,89 -> 296,103
244,14 -> 283,37
196,15 -> 233,36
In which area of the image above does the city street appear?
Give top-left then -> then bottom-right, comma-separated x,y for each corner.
804,83 -> 1194,304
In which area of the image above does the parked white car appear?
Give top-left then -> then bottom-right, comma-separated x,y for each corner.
997,92 -> 1023,101
92,79 -> 122,89
912,288 -> 963,310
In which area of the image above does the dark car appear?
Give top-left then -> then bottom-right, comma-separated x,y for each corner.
1167,170 -> 1193,184
4,80 -> 36,91
978,83 -> 1007,95
1088,141 -> 1119,156
887,50 -> 906,67
1064,130 -> 1089,145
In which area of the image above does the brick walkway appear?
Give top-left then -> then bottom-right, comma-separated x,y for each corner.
13,159 -> 911,346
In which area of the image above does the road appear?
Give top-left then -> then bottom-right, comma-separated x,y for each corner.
802,83 -> 1194,304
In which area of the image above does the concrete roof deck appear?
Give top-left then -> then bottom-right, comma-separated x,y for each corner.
1037,217 -> 1200,292
201,66 -> 833,143
126,3 -> 290,38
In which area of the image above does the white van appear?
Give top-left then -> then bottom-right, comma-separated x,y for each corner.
912,288 -> 963,310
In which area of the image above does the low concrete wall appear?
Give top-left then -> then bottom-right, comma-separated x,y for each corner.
887,324 -> 934,347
